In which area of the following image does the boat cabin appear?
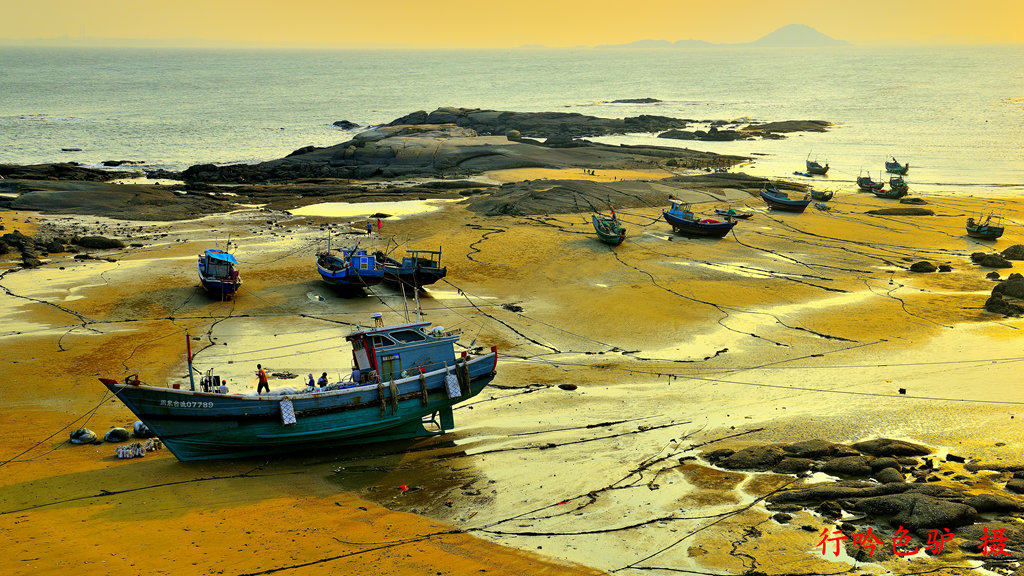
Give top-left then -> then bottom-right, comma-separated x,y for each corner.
345,321 -> 462,382
200,249 -> 239,281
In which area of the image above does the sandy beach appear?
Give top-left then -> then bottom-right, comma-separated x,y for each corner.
2,163 -> 1024,576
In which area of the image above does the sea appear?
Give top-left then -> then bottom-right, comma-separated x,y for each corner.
1,45 -> 1022,196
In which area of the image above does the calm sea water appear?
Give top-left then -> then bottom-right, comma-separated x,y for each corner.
1,46 -> 1022,195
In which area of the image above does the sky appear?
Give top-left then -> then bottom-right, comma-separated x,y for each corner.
1,0 -> 1022,48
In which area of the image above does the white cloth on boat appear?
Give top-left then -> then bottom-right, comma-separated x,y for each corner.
280,398 -> 297,425
444,366 -> 461,399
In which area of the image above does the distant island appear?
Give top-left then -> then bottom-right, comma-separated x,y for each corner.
596,24 -> 849,49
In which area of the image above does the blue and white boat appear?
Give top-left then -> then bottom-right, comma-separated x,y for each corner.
759,183 -> 812,213
99,320 -> 499,461
316,245 -> 385,289
198,249 -> 241,298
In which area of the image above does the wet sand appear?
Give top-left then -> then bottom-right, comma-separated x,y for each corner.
2,182 -> 1023,575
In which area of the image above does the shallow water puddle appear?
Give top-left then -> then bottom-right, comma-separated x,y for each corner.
288,198 -> 464,218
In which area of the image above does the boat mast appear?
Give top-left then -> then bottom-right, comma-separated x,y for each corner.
186,331 -> 196,391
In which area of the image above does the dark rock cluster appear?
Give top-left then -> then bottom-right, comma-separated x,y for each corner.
986,273 -> 1024,316
705,438 -> 1024,563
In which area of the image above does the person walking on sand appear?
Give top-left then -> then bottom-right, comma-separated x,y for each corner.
366,221 -> 373,234
256,364 -> 270,394
376,218 -> 382,232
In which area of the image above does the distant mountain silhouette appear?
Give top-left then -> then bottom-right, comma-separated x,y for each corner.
596,24 -> 847,49
749,24 -> 848,47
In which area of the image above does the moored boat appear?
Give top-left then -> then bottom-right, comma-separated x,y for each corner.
714,208 -> 753,219
857,171 -> 885,192
874,176 -> 909,199
592,213 -> 627,245
966,215 -> 1005,240
885,157 -> 909,174
663,201 -> 737,237
99,320 -> 499,461
806,157 -> 829,175
317,245 -> 384,289
759,183 -> 812,213
374,248 -> 447,289
198,249 -> 241,299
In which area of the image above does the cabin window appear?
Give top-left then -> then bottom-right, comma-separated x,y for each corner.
389,330 -> 426,343
359,258 -> 369,270
370,335 -> 395,347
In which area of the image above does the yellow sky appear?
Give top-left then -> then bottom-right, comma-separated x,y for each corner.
2,0 -> 1022,47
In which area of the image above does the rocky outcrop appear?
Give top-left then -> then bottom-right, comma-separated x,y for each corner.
985,293 -> 1024,316
909,261 -> 937,273
741,120 -> 831,133
972,252 -> 1013,268
992,273 -> 1024,299
1002,245 -> 1024,260
851,438 -> 930,457
0,163 -> 136,181
865,208 -> 935,216
855,493 -> 977,530
74,236 -> 125,249
386,107 -> 694,139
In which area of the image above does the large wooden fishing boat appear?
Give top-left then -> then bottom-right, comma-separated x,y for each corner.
966,215 -> 1005,240
316,245 -> 384,289
198,249 -> 241,299
374,248 -> 447,289
99,320 -> 498,461
663,201 -> 737,237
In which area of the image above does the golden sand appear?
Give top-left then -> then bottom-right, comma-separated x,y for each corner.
1,186 -> 1022,575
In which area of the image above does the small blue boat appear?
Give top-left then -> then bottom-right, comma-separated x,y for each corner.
374,248 -> 447,289
966,215 -> 1004,240
759,183 -> 812,213
663,201 -> 737,237
317,246 -> 384,289
99,320 -> 499,461
198,249 -> 241,299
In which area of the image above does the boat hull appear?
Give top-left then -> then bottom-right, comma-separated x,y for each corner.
885,162 -> 909,175
592,215 -> 626,245
759,189 -> 811,213
101,353 -> 497,461
663,210 -> 736,238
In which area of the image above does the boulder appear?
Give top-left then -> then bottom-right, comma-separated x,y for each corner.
874,467 -> 905,484
1001,245 -> 1024,260
870,457 -> 901,472
992,274 -> 1024,299
772,458 -> 814,474
332,120 -> 359,129
987,271 -> 1001,280
985,294 -> 1024,316
505,129 -> 522,142
820,456 -> 874,477
1005,478 -> 1024,494
781,439 -> 842,459
852,438 -> 931,457
75,236 -> 125,249
717,444 -> 786,471
964,493 -> 1023,513
899,197 -> 928,205
704,448 -> 735,462
973,253 -> 1013,268
910,261 -> 937,273
855,493 -> 977,530
938,264 -> 952,272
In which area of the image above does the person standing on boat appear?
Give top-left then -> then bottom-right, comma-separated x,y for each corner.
318,372 -> 329,387
306,373 -> 315,390
351,366 -> 361,383
256,364 -> 270,394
